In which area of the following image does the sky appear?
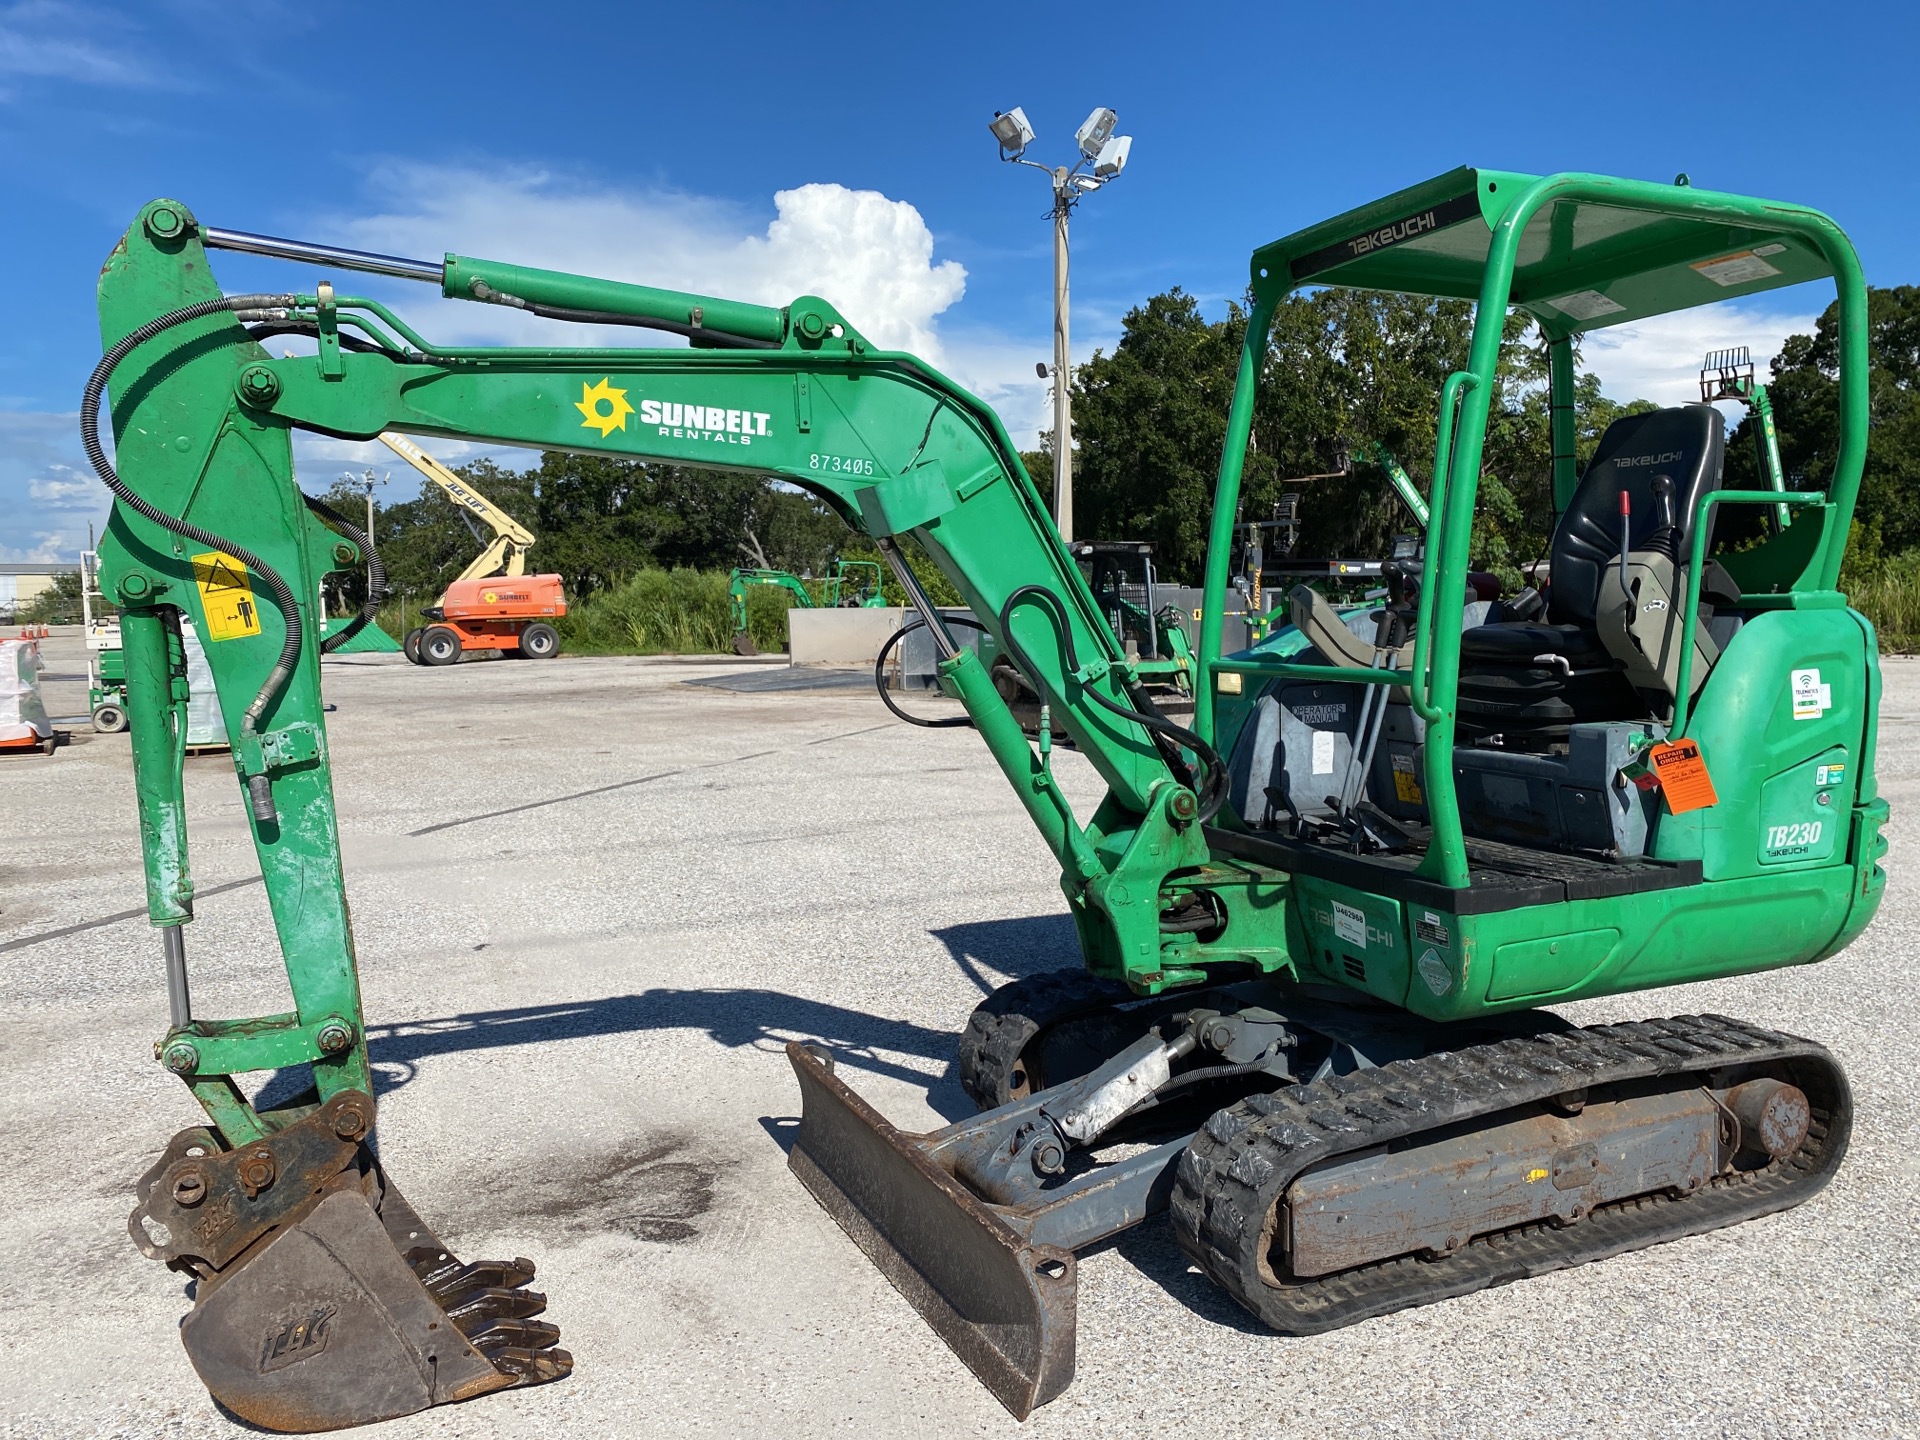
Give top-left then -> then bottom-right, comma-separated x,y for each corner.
3,0 -> 1916,562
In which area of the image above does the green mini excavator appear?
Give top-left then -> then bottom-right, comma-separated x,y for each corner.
91,167 -> 1883,1430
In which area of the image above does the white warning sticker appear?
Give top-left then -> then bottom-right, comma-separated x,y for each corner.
1417,947 -> 1453,996
1331,901 -> 1368,950
1547,289 -> 1626,321
1692,251 -> 1782,288
1791,667 -> 1833,721
1311,729 -> 1336,775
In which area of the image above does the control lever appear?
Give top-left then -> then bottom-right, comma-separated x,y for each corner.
1618,487 -> 1631,592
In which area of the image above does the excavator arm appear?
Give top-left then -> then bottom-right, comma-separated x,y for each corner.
91,199 -> 1247,1429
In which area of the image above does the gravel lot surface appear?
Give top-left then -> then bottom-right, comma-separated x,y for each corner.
2,631 -> 1916,1439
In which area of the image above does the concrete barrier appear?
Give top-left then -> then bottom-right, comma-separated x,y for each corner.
787,607 -> 909,666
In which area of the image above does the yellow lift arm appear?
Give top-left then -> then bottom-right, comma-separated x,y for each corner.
376,432 -> 537,584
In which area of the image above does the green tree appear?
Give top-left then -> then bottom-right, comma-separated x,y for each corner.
1733,284 -> 1920,551
1067,287 -> 1662,587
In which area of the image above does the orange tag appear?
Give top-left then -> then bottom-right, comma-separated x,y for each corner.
1647,739 -> 1718,814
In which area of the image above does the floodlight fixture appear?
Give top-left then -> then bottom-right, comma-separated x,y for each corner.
1075,107 -> 1117,160
987,104 -> 1134,543
989,107 -> 1036,159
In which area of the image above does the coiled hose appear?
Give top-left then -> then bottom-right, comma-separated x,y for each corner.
81,292 -> 305,739
997,584 -> 1229,822
871,614 -> 987,728
301,494 -> 388,653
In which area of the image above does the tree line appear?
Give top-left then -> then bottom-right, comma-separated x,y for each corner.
317,282 -> 1918,608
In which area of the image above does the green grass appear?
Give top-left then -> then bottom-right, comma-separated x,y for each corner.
562,569 -> 801,655
1844,551 -> 1920,653
371,569 -> 813,655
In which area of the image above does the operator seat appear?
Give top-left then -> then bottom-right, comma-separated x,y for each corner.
1455,405 -> 1725,744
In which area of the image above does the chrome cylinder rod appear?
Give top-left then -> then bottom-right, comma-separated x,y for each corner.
201,228 -> 443,284
877,537 -> 961,659
162,924 -> 192,1029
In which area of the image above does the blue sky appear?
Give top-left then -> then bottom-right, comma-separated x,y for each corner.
3,0 -> 1916,561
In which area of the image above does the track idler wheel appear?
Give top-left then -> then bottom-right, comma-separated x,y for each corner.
129,1091 -> 571,1431
956,970 -> 1132,1109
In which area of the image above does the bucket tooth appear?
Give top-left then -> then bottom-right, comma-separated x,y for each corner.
128,1092 -> 571,1432
784,1042 -> 1076,1420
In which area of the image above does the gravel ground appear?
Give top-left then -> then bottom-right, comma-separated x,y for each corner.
2,631 -> 1916,1439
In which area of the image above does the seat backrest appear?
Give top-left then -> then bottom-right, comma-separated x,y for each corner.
1548,405 -> 1724,626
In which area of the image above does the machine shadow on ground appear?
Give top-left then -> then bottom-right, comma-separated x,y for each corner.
253,984 -> 980,1119
929,912 -> 1082,995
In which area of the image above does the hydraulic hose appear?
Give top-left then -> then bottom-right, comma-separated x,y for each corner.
466,280 -> 780,350
81,293 -> 304,748
301,494 -> 388,653
873,615 -> 988,728
997,584 -> 1229,822
245,320 -> 390,355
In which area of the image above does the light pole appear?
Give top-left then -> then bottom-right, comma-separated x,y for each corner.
337,466 -> 388,617
989,105 -> 1132,544
340,466 -> 388,541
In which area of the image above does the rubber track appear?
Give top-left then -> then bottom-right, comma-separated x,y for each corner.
1169,1013 -> 1851,1333
956,970 -> 1130,1110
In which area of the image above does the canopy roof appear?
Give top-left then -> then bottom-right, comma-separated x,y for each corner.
1251,167 -> 1837,334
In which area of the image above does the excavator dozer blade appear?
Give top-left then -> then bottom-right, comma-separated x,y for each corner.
785,1042 -> 1075,1419
130,1091 -> 571,1432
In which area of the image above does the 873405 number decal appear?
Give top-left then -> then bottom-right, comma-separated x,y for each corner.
808,453 -> 876,476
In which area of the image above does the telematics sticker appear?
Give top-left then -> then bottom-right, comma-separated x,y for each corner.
1417,948 -> 1453,996
1331,901 -> 1368,949
1791,668 -> 1832,720
190,551 -> 261,642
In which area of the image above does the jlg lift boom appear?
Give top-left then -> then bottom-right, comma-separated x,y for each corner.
376,431 -> 566,664
91,168 -> 1883,1430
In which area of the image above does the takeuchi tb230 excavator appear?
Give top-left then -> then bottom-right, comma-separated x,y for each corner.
92,167 -> 1884,1430
375,431 -> 566,665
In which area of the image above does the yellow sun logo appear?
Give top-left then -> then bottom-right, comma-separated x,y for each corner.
575,377 -> 634,437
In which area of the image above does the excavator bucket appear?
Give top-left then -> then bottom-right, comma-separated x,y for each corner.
785,1043 -> 1076,1419
732,630 -> 760,656
129,1091 -> 570,1432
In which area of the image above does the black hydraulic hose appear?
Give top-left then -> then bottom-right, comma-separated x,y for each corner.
245,320 -> 391,355
81,293 -> 304,745
997,584 -> 1229,822
466,280 -> 780,350
872,615 -> 987,728
301,494 -> 388,653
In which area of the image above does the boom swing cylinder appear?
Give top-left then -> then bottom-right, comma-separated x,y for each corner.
89,168 -> 1885,1428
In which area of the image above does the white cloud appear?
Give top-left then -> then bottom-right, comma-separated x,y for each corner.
321,164 -> 1052,456
1579,303 -> 1819,416
0,2 -> 156,92
0,410 -> 107,562
335,166 -> 968,360
27,470 -> 91,504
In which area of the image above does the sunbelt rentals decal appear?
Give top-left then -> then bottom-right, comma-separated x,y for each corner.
575,378 -> 770,447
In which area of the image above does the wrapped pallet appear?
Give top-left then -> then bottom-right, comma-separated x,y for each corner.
0,638 -> 50,745
180,622 -> 228,749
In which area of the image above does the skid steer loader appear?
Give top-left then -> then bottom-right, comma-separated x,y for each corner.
90,167 -> 1882,1429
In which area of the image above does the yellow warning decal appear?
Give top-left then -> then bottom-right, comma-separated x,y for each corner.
190,550 -> 262,641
